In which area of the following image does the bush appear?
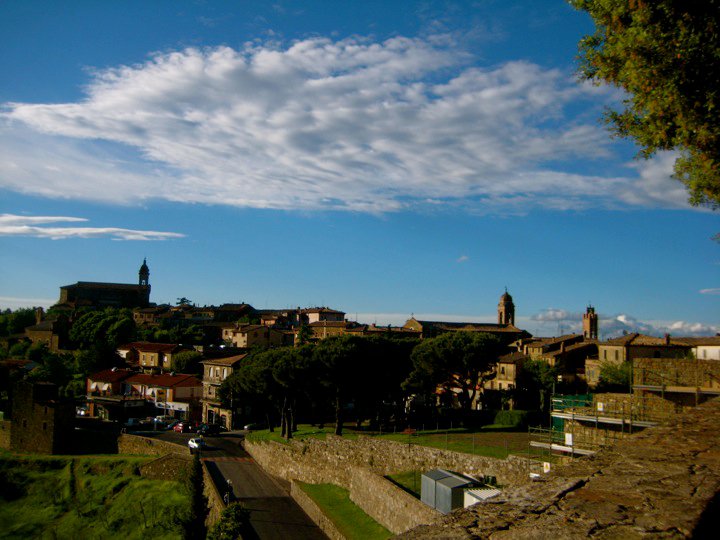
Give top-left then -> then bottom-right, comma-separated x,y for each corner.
207,502 -> 251,540
493,410 -> 528,428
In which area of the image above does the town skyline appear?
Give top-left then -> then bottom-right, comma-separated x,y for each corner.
1,1 -> 718,338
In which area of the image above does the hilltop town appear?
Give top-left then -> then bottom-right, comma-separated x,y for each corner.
1,260 -> 719,537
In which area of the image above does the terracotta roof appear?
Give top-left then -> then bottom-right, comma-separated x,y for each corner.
126,373 -> 201,388
604,333 -> 691,347
498,352 -> 528,364
309,321 -> 353,328
672,336 -> 720,346
200,354 -> 247,367
301,307 -> 345,314
89,368 -> 136,383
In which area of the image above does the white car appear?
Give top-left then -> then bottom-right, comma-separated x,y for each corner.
188,437 -> 206,453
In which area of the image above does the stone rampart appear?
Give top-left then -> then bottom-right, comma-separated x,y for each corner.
244,435 -> 535,534
349,466 -> 439,534
202,461 -> 224,528
0,420 -> 10,449
398,397 -> 720,538
118,433 -> 189,457
245,435 -> 536,487
290,481 -> 345,540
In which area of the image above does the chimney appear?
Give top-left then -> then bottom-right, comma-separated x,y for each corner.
35,307 -> 44,325
664,333 -> 671,345
560,341 -> 566,354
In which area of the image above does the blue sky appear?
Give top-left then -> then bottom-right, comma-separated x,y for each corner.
1,1 -> 718,338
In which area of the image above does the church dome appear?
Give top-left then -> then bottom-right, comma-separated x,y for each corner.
139,258 -> 149,274
500,289 -> 513,302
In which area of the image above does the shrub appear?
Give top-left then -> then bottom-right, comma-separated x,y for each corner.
207,503 -> 251,540
493,410 -> 528,428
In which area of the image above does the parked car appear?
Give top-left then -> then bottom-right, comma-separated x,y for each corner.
197,423 -> 223,436
173,422 -> 195,433
243,423 -> 266,431
165,420 -> 180,431
188,438 -> 206,453
123,418 -> 143,429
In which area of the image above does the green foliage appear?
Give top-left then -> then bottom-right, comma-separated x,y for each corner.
571,0 -> 720,207
516,359 -> 558,412
404,331 -> 501,411
207,502 -> 251,540
8,340 -> 31,358
0,308 -> 38,337
297,482 -> 391,540
171,350 -> 203,375
69,308 -> 136,349
493,409 -> 528,428
0,455 -> 191,539
597,360 -> 633,392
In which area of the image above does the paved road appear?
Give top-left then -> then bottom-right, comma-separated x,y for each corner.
145,430 -> 326,539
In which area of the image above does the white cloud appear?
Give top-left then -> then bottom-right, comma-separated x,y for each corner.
0,36 -> 668,213
619,151 -> 694,209
700,288 -> 720,295
456,255 -> 469,263
0,214 -> 184,241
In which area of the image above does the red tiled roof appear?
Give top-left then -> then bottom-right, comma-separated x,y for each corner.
126,373 -> 201,388
200,354 -> 247,367
88,368 -> 135,383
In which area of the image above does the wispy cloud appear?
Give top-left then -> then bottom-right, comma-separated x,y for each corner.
700,288 -> 720,295
0,214 -> 185,241
456,255 -> 469,263
0,36 -> 678,214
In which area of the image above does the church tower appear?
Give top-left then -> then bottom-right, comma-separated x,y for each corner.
498,288 -> 515,326
139,258 -> 150,287
583,305 -> 598,340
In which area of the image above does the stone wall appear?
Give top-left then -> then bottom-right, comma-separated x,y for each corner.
118,433 -> 190,457
244,435 -> 536,534
0,420 -> 10,449
139,453 -> 192,481
348,466 -> 438,534
202,461 -> 224,528
245,435 -> 536,487
398,397 -> 720,538
290,481 -> 345,540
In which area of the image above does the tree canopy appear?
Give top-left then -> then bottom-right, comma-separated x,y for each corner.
404,331 -> 501,411
571,0 -> 720,207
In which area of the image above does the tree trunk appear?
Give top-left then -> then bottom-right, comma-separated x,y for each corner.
281,397 -> 288,438
266,411 -> 274,433
334,390 -> 343,436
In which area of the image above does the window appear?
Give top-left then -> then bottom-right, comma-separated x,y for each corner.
703,350 -> 707,359
42,422 -> 47,431
500,366 -> 505,375
614,350 -> 619,361
603,350 -> 607,360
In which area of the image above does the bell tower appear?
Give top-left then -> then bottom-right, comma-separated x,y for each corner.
583,305 -> 598,340
498,288 -> 515,326
139,258 -> 150,287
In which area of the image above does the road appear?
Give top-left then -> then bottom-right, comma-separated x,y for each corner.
144,430 -> 326,539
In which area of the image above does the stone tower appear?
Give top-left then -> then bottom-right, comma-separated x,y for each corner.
139,258 -> 150,287
498,288 -> 515,326
583,305 -> 598,340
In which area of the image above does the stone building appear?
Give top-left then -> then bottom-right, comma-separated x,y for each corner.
201,354 -> 246,429
55,259 -> 151,309
11,381 -> 74,454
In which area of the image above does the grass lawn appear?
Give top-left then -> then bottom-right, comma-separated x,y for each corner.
386,470 -> 422,499
297,482 -> 391,540
376,429 -> 530,459
245,423 -> 530,459
0,453 -> 192,540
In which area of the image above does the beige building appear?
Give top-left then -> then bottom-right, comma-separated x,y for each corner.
221,324 -> 288,349
117,342 -> 189,373
201,355 -> 246,429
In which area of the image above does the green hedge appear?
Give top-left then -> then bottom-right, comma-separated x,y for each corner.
493,410 -> 529,428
